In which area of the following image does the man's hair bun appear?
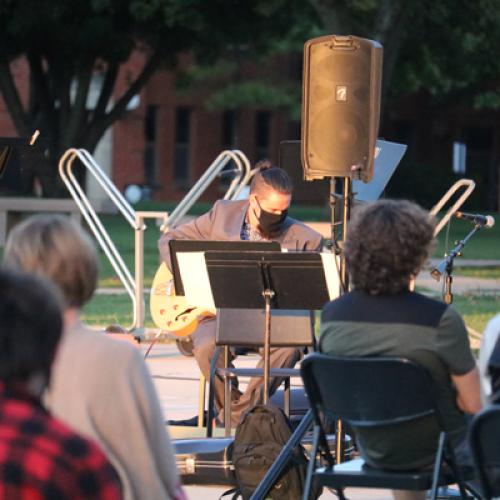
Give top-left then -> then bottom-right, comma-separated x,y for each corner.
250,160 -> 292,195
254,159 -> 273,172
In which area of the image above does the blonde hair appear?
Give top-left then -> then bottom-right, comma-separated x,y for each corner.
3,214 -> 98,308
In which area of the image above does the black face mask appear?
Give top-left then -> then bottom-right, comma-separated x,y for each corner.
254,198 -> 288,238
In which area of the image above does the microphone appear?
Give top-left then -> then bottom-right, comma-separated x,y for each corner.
455,211 -> 495,228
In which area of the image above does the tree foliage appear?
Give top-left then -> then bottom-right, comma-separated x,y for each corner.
3,0 -> 500,195
180,0 -> 500,135
0,0 -> 316,194
309,0 -> 500,109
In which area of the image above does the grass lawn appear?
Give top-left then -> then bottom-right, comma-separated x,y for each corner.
96,213 -> 162,288
83,294 -> 142,329
452,294 -> 500,333
454,267 -> 500,279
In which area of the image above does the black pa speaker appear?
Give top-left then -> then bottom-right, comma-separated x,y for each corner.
279,140 -> 329,204
301,35 -> 383,182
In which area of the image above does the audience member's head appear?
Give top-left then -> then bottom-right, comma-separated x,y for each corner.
3,214 -> 98,309
345,199 -> 435,295
0,268 -> 63,393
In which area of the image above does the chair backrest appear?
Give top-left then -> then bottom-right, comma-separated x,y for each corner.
300,353 -> 436,427
216,309 -> 314,347
469,405 -> 500,498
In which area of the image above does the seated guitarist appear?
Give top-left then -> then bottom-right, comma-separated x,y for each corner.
158,162 -> 323,427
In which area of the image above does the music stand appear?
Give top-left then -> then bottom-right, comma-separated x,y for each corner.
168,240 -> 280,296
204,250 -> 333,403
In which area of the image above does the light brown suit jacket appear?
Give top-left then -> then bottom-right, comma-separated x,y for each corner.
158,199 -> 323,266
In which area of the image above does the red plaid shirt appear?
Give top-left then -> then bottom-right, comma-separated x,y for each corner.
0,383 -> 122,499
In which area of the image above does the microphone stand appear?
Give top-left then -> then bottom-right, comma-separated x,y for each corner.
430,223 -> 483,304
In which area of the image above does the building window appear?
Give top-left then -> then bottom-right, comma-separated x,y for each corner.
144,105 -> 158,189
222,110 -> 238,148
174,107 -> 192,188
255,111 -> 271,160
220,110 -> 239,190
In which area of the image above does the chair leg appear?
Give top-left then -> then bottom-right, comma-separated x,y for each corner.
303,424 -> 320,500
206,346 -> 221,438
337,488 -> 347,500
284,377 -> 290,417
198,373 -> 206,428
319,417 -> 335,467
442,440 -> 470,499
430,432 -> 445,500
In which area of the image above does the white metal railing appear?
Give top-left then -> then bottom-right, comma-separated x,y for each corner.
163,149 -> 250,230
430,179 -> 476,236
59,148 -> 252,332
229,150 -> 254,200
59,148 -> 147,330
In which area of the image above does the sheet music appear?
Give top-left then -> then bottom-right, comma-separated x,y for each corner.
176,252 -> 216,310
320,252 -> 341,300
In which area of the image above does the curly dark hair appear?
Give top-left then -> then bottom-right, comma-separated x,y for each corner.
344,199 -> 435,295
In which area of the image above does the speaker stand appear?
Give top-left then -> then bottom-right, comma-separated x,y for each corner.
328,178 -> 342,256
328,177 -> 352,290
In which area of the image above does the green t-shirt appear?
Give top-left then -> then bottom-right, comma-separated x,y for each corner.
320,290 -> 476,470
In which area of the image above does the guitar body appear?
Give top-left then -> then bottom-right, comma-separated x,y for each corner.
150,263 -> 215,337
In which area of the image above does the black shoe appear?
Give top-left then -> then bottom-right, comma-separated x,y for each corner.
167,411 -> 224,428
167,414 -> 200,427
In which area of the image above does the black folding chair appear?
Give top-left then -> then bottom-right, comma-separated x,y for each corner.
300,353 -> 478,500
469,405 -> 500,499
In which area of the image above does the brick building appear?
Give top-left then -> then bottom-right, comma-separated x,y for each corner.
1,54 -> 499,210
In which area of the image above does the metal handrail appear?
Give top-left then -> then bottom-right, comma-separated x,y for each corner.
223,150 -> 248,201
59,148 -> 143,330
430,179 -> 476,236
230,149 -> 256,199
78,149 -> 137,227
163,149 -> 249,230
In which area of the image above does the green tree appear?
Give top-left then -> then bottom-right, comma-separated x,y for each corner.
0,0 -> 316,194
309,0 -> 500,110
179,0 -> 500,143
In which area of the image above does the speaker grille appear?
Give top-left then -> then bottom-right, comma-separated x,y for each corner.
301,35 -> 383,182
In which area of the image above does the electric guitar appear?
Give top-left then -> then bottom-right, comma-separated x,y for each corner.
149,263 -> 216,337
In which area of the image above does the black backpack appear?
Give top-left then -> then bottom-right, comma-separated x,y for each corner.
231,404 -> 315,500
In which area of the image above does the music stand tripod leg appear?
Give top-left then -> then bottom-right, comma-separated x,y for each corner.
224,346 -> 232,436
262,288 -> 274,404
